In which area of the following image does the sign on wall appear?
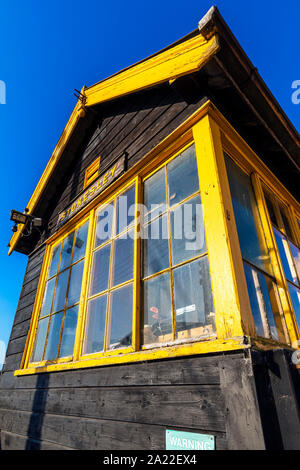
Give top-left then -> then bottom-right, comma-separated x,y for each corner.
57,155 -> 125,228
166,430 -> 215,450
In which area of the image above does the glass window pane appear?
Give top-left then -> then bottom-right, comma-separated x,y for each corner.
95,203 -> 114,247
90,244 -> 111,296
116,186 -> 135,234
59,232 -> 75,271
58,306 -> 79,358
288,284 -> 300,330
264,194 -> 278,227
144,168 -> 166,221
40,277 -> 56,317
48,243 -> 61,278
173,257 -> 215,340
167,145 -> 199,206
44,312 -> 64,360
225,155 -> 273,276
52,269 -> 69,313
112,231 -> 134,286
274,228 -> 299,285
30,317 -> 49,363
67,261 -> 84,307
244,263 -> 284,341
143,215 -> 169,277
279,205 -> 293,241
83,294 -> 107,355
142,272 -> 173,345
73,222 -> 89,263
109,284 -> 133,350
170,194 -> 206,265
289,241 -> 300,283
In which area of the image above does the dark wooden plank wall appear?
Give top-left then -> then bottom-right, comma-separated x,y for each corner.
0,84 -> 271,450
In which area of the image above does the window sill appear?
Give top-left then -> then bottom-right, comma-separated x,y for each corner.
15,337 -> 247,376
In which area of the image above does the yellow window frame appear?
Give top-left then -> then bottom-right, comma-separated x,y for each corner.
16,101 -> 300,376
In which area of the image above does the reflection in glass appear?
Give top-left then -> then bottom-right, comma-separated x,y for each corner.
173,257 -> 215,339
52,269 -> 69,313
264,195 -> 277,227
244,263 -> 284,341
225,155 -> 273,276
273,228 -> 299,285
143,215 -> 169,277
116,186 -> 135,234
67,261 -> 84,307
44,312 -> 63,360
90,244 -> 111,296
95,203 -> 114,247
167,145 -> 199,207
83,295 -> 107,354
73,222 -> 89,263
279,205 -> 293,241
40,277 -> 55,317
289,241 -> 300,284
112,232 -> 134,286
288,284 -> 300,329
60,232 -> 75,271
144,168 -> 166,221
31,318 -> 49,363
142,273 -> 172,345
170,195 -> 206,265
48,243 -> 61,278
109,284 -> 133,349
59,306 -> 79,358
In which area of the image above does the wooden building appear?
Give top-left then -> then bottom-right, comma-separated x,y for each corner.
1,6 -> 300,450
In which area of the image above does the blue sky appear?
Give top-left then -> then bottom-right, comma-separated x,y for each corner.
0,0 -> 299,367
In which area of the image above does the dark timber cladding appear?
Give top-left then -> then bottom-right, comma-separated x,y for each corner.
2,6 -> 300,451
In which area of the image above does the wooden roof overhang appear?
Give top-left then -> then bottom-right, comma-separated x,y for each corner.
9,6 -> 300,255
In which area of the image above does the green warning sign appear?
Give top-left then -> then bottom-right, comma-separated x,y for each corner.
166,430 -> 215,450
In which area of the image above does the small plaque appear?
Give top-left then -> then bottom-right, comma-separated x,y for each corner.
166,430 -> 215,450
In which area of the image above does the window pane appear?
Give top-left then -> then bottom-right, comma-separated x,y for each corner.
58,306 -> 79,358
40,277 -> 55,317
279,205 -> 293,241
112,231 -> 134,286
225,155 -> 273,276
142,272 -> 172,345
288,284 -> 300,329
109,284 -> 133,350
73,221 -> 89,263
244,263 -> 284,341
116,186 -> 135,234
167,145 -> 199,206
60,232 -> 75,271
170,194 -> 206,265
95,203 -> 114,247
83,295 -> 107,354
173,257 -> 215,340
143,215 -> 169,277
264,194 -> 278,227
44,312 -> 63,360
48,243 -> 61,278
144,168 -> 166,221
90,244 -> 111,296
289,241 -> 300,283
30,317 -> 49,363
67,260 -> 84,307
52,269 -> 69,313
274,228 -> 299,285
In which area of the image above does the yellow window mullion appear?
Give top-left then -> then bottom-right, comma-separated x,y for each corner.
251,172 -> 299,345
132,177 -> 141,351
73,211 -> 96,360
193,114 -> 255,340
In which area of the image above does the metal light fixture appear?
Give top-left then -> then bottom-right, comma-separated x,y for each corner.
10,210 -> 28,225
10,208 -> 43,234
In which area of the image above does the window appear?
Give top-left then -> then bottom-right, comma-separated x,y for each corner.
84,157 -> 100,188
141,145 -> 215,346
225,155 -> 286,342
263,190 -> 300,328
30,220 -> 89,363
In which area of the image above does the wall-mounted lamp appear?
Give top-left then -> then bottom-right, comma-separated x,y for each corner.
10,208 -> 43,234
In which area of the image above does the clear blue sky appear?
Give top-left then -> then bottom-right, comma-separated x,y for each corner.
0,0 -> 299,367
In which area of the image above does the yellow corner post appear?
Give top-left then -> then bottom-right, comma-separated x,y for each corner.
193,115 -> 255,339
